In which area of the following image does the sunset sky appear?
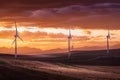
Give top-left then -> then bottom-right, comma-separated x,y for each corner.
0,0 -> 120,54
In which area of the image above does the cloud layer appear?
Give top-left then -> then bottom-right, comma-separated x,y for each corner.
0,0 -> 120,29
0,0 -> 120,53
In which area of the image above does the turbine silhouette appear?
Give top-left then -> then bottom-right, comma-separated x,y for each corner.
68,28 -> 72,58
12,21 -> 23,58
106,26 -> 110,53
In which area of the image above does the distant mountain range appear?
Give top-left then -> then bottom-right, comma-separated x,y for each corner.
0,47 -> 67,55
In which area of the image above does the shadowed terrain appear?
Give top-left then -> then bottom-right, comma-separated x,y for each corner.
0,61 -> 80,80
0,49 -> 120,80
17,49 -> 120,66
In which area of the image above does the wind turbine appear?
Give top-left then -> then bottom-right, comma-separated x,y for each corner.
106,26 -> 110,53
12,21 -> 23,59
68,28 -> 72,58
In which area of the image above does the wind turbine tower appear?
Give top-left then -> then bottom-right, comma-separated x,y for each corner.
13,21 -> 23,59
68,28 -> 72,58
106,26 -> 110,53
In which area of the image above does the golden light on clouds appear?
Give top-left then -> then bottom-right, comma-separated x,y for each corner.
0,26 -> 120,54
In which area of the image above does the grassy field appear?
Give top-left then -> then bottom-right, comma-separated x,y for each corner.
0,49 -> 120,80
0,62 -> 80,80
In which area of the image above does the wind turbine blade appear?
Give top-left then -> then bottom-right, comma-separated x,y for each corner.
108,26 -> 110,39
15,21 -> 17,30
106,26 -> 110,53
69,27 -> 72,39
108,34 -> 110,39
15,21 -> 18,35
68,27 -> 72,58
18,36 -> 23,42
12,39 -> 15,44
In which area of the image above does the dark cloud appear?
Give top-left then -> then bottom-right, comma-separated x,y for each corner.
31,3 -> 120,29
0,0 -> 119,9
0,0 -> 120,29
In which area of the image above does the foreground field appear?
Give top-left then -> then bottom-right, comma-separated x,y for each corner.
0,49 -> 120,80
0,57 -> 120,80
0,60 -> 80,80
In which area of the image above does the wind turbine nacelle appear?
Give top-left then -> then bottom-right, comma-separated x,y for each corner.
107,35 -> 110,39
68,36 -> 72,39
14,35 -> 18,37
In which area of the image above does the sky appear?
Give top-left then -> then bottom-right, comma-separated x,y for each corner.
0,0 -> 120,54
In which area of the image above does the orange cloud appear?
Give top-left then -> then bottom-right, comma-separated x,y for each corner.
21,31 -> 47,40
0,2 -> 120,30
0,30 -> 14,39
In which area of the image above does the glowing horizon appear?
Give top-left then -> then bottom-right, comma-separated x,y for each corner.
0,26 -> 120,53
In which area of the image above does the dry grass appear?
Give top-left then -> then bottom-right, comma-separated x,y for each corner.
0,57 -> 120,80
0,59 -> 80,80
0,49 -> 120,80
